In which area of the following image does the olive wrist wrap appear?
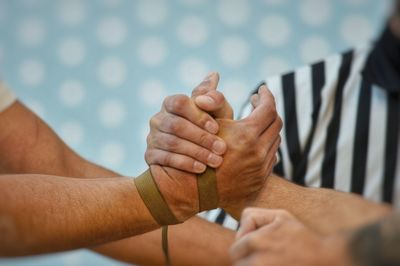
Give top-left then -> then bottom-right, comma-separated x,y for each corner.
134,167 -> 218,266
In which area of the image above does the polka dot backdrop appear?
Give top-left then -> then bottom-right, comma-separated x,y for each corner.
0,0 -> 391,265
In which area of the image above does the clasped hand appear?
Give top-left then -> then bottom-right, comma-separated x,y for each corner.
145,73 -> 282,221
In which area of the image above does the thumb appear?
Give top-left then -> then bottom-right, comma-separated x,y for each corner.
191,72 -> 220,98
236,208 -> 279,240
195,90 -> 233,119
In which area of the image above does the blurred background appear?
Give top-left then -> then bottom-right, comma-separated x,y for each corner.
0,0 -> 391,265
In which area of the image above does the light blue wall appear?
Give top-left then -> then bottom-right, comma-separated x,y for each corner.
0,0 -> 390,265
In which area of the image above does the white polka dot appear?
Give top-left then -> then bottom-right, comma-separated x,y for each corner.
58,0 -> 87,26
59,80 -> 86,107
258,15 -> 291,47
17,17 -> 46,46
136,0 -> 168,26
25,99 -> 45,118
98,99 -> 126,128
137,37 -> 167,67
97,17 -> 127,46
220,79 -> 249,107
19,59 -> 45,87
97,57 -> 127,88
99,141 -> 126,167
139,80 -> 167,106
60,121 -> 84,146
58,38 -> 86,67
218,0 -> 250,26
299,36 -> 331,63
300,0 -> 331,26
177,16 -> 208,47
178,57 -> 208,88
340,15 -> 373,45
219,36 -> 249,67
259,56 -> 290,77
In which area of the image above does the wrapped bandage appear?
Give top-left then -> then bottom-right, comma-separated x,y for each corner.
134,167 -> 218,266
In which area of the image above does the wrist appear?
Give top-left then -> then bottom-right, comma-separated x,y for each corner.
150,165 -> 198,222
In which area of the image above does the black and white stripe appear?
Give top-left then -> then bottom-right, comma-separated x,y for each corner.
207,43 -> 400,228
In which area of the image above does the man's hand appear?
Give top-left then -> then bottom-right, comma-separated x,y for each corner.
215,85 -> 281,210
146,73 -> 282,220
146,73 -> 229,174
230,208 -> 351,266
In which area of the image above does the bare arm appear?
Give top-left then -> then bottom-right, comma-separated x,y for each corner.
0,173 -> 158,257
0,100 -> 234,264
245,175 -> 392,234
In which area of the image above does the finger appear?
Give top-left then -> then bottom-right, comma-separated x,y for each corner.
148,131 -> 223,168
145,148 -> 206,173
195,90 -> 234,119
250,94 -> 259,109
261,138 -> 280,178
236,208 -> 280,240
191,72 -> 219,97
163,94 -> 219,134
242,85 -> 277,135
258,117 -> 283,148
231,230 -> 270,262
151,112 -> 227,155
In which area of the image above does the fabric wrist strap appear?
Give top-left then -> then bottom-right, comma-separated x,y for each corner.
135,169 -> 180,225
134,167 -> 218,266
197,167 -> 219,211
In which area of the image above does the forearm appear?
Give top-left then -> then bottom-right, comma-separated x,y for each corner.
229,175 -> 392,235
0,101 -> 110,178
93,216 -> 234,266
0,174 -> 157,257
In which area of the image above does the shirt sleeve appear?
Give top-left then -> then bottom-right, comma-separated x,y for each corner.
0,81 -> 17,112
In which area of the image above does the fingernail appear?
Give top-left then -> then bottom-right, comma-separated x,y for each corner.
258,85 -> 267,93
212,140 -> 226,154
197,95 -> 214,105
204,72 -> 215,81
208,153 -> 223,167
194,161 -> 206,172
205,121 -> 219,134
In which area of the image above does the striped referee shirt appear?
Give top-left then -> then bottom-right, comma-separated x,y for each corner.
207,25 -> 400,229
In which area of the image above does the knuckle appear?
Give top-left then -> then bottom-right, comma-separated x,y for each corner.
276,116 -> 283,130
164,135 -> 179,150
144,149 -> 154,163
162,153 -> 172,166
194,148 -> 211,163
149,115 -> 160,129
161,115 -> 182,133
166,94 -> 189,113
198,131 -> 214,148
277,209 -> 291,219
